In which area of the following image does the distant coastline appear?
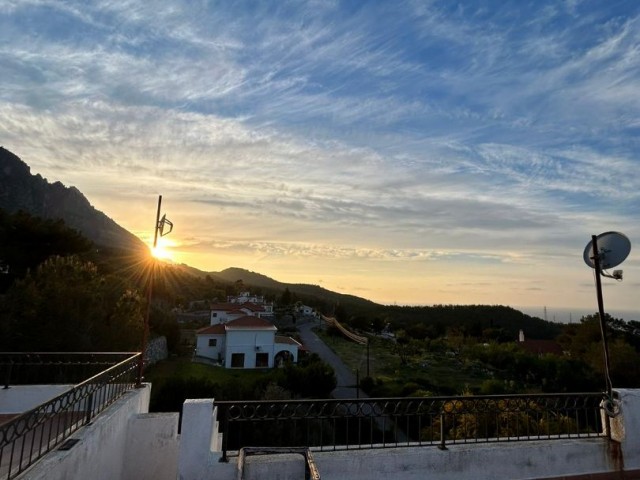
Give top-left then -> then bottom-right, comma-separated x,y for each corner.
516,306 -> 640,324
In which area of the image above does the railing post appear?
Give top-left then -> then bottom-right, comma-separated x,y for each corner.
439,412 -> 447,450
85,392 -> 94,425
220,404 -> 229,462
3,361 -> 12,389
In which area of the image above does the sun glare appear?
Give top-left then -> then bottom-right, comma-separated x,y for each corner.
150,238 -> 174,261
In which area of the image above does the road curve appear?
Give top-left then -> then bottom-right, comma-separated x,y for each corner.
297,318 -> 366,399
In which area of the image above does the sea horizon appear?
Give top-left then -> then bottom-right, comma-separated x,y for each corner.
516,305 -> 640,324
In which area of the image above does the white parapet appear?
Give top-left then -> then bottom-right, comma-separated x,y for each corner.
178,398 -> 235,480
176,389 -> 640,480
18,385 -> 153,480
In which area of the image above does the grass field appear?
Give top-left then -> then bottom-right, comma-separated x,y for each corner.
144,357 -> 271,396
146,356 -> 270,381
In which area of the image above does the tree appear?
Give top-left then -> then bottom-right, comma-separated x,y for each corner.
277,353 -> 337,398
392,330 -> 421,365
0,209 -> 92,292
280,287 -> 292,306
0,255 -> 143,351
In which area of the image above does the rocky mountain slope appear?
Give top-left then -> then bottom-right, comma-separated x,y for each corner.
0,147 -> 145,251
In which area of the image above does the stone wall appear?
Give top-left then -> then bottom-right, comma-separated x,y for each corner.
145,336 -> 168,366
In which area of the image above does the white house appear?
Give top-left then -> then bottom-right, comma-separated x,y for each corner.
210,302 -> 273,325
209,303 -> 247,325
227,291 -> 274,316
196,316 -> 301,368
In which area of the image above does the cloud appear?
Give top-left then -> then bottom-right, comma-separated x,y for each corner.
1,0 -> 639,309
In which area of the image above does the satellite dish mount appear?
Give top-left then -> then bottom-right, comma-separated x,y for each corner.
583,232 -> 631,401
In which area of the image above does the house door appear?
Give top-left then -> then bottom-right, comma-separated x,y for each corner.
255,352 -> 269,368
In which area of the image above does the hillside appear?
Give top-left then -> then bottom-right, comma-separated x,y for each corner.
176,265 -> 379,314
0,147 -> 562,340
0,147 -> 145,252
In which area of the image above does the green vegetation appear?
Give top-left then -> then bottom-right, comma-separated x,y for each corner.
317,328 -> 487,396
0,255 -> 144,351
318,310 -> 640,397
145,353 -> 337,413
2,206 -> 639,405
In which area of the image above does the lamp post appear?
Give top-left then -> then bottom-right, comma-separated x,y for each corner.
136,195 -> 173,387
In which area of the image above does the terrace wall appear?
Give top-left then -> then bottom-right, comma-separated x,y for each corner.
179,389 -> 640,480
18,385 -> 179,480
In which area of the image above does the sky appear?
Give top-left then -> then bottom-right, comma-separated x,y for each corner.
1,0 -> 639,317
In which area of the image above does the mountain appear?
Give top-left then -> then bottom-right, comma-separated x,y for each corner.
191,265 -> 379,313
0,147 -> 145,252
0,147 -> 559,338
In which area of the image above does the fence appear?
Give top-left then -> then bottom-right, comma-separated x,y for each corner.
216,392 -> 607,461
321,315 -> 368,345
0,352 -> 140,480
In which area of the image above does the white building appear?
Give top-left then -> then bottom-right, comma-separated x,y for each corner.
196,316 -> 300,368
210,301 -> 272,324
226,291 -> 274,316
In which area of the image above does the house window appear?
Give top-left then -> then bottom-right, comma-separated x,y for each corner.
231,353 -> 245,368
255,352 -> 269,368
208,338 -> 217,347
212,313 -> 217,317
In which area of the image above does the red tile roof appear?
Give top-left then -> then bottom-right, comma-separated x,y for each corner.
209,303 -> 237,311
197,324 -> 226,335
241,303 -> 266,312
226,316 -> 277,330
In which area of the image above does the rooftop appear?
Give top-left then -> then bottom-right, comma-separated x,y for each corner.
225,316 -> 278,330
2,352 -> 640,480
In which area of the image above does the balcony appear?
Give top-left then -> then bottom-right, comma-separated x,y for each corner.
0,353 -> 178,480
2,352 -> 640,479
181,392 -> 640,480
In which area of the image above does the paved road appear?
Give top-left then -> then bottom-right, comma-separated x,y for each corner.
296,318 -> 407,442
297,318 -> 367,399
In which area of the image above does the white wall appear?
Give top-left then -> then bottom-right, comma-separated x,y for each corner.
226,330 -> 276,368
210,310 -> 232,324
609,389 -> 640,470
195,334 -> 225,360
178,391 -> 640,480
19,384 -> 179,480
124,412 -> 180,480
274,345 -> 299,364
178,399 -> 235,480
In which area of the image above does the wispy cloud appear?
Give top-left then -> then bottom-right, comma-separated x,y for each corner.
1,0 -> 639,310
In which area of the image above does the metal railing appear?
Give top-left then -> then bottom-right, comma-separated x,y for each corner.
1,352 -> 139,388
216,392 -> 607,461
0,352 -> 141,480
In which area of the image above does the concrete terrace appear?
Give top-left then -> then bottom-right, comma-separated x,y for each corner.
2,353 -> 640,479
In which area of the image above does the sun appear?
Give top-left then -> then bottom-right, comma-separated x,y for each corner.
150,238 -> 175,261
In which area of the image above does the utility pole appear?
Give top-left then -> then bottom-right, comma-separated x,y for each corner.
137,195 -> 173,387
366,339 -> 370,377
591,235 -> 613,397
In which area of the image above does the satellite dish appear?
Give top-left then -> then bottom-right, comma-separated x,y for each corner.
583,231 -> 631,270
